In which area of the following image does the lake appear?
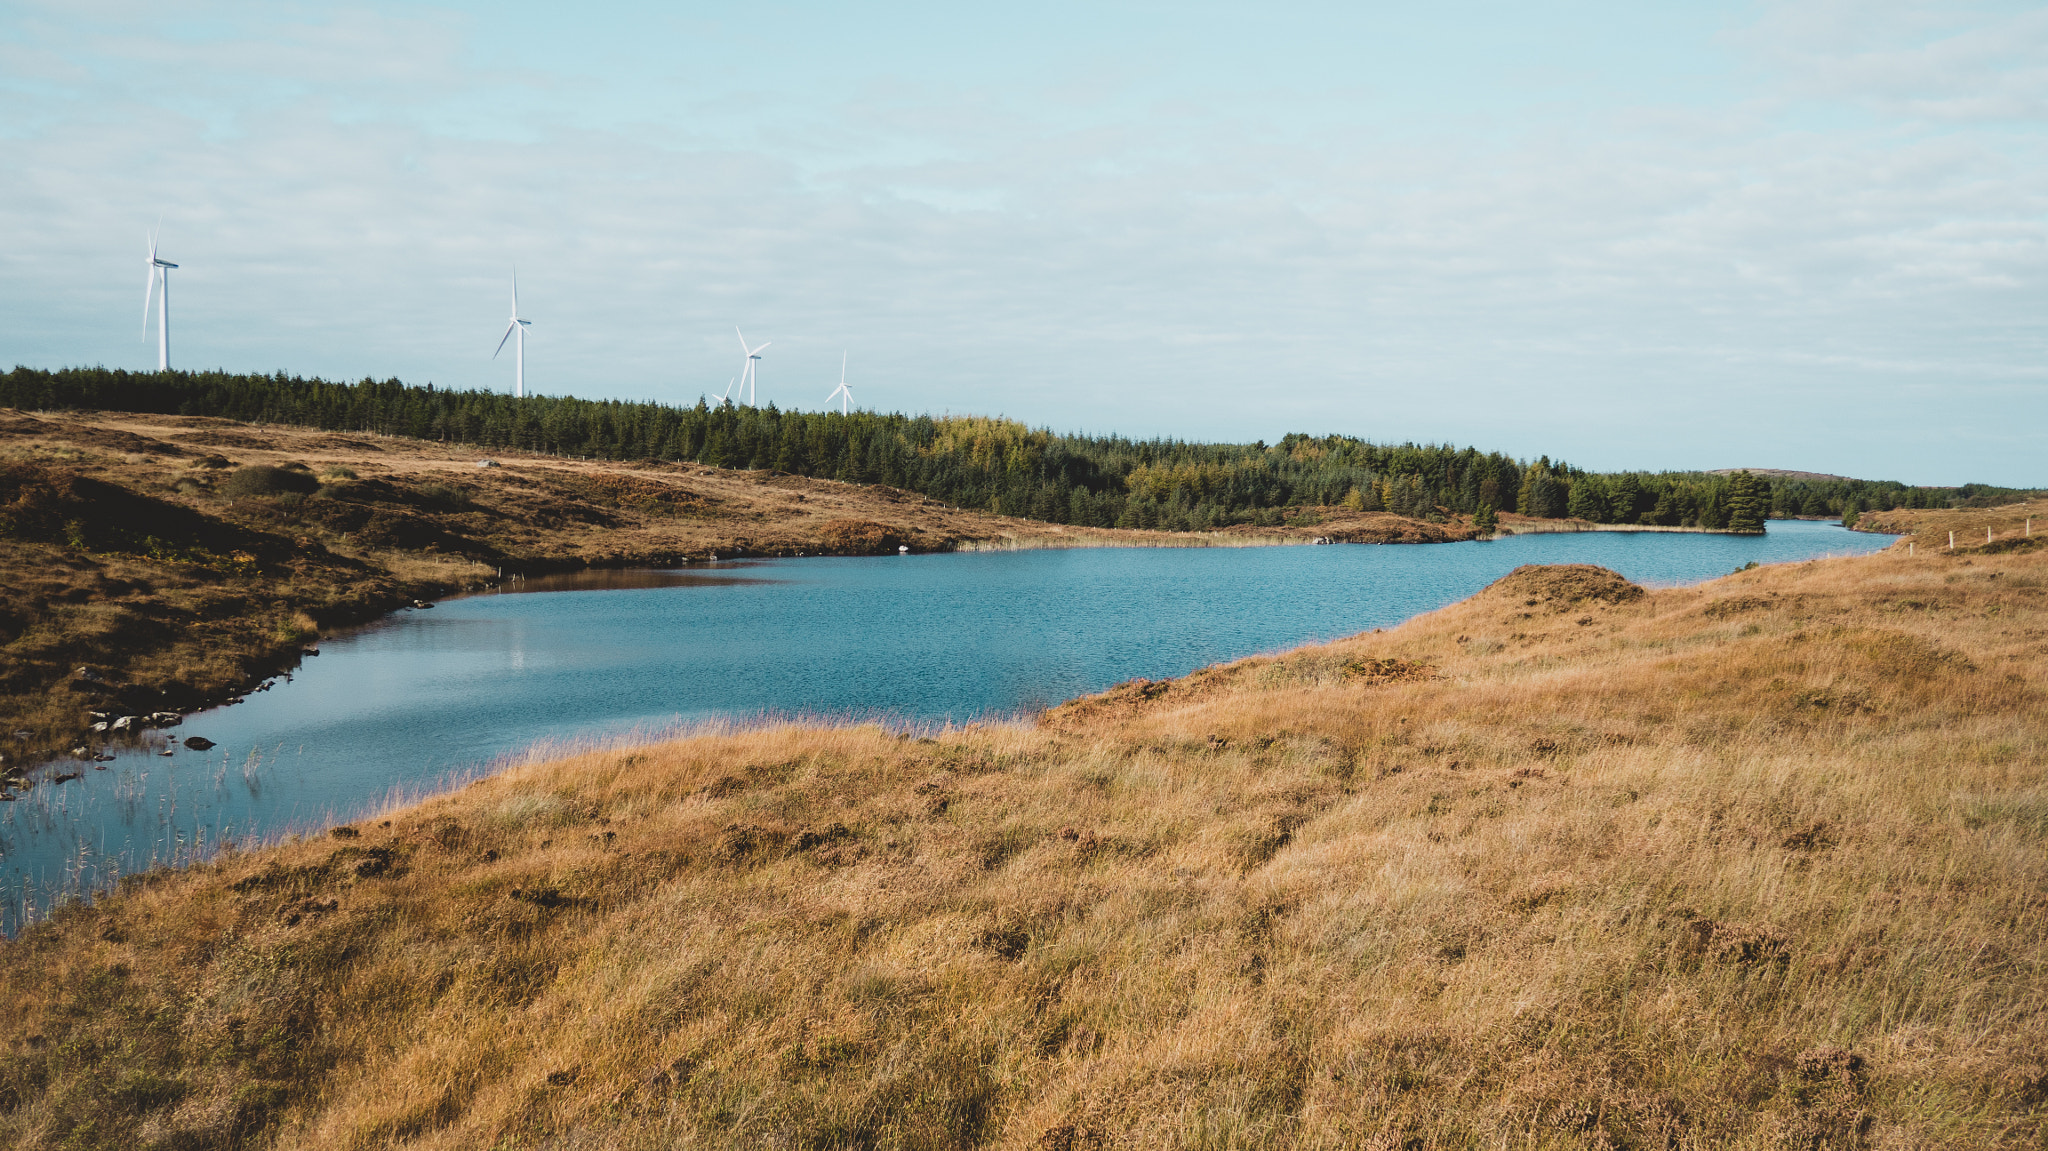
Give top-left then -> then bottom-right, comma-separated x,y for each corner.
1,520 -> 1892,931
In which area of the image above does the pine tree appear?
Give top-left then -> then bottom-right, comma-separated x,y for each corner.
1611,473 -> 1643,523
1726,470 -> 1767,534
1516,463 -> 1541,516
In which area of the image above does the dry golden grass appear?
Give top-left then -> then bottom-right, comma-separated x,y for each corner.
3,544 -> 2044,1149
1855,498 -> 2048,556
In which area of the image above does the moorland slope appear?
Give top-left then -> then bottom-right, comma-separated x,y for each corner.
2,521 -> 2043,1149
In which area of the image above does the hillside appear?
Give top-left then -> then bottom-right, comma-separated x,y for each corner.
1,530 -> 2042,1148
1851,498 -> 2046,554
0,409 -> 1471,762
1709,468 -> 1855,483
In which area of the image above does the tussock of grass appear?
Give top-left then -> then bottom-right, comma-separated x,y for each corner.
3,548 -> 2046,1148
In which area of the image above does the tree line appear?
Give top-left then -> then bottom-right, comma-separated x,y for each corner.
4,366 -> 2024,533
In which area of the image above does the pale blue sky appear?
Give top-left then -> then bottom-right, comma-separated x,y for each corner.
3,0 -> 2044,483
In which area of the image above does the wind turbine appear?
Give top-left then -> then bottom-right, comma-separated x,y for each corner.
492,271 -> 532,398
826,352 -> 853,416
734,327 -> 769,406
142,225 -> 178,371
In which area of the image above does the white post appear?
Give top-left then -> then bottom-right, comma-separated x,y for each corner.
1949,531 -> 1955,550
1908,542 -> 1914,556
157,269 -> 170,371
1988,527 -> 1994,544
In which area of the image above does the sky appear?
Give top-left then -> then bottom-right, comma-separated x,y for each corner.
1,0 -> 2044,485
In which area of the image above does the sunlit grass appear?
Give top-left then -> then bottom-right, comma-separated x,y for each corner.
2,530 -> 2045,1148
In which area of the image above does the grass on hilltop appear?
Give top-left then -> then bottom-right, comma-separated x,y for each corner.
2,509 -> 2045,1149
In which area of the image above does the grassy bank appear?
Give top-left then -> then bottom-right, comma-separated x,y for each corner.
1853,498 -> 2047,555
1,536 -> 2043,1148
1491,512 -> 1758,537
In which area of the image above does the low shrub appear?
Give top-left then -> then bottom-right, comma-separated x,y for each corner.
416,483 -> 471,511
222,465 -> 319,499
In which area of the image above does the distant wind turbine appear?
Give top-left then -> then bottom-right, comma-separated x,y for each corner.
734,327 -> 769,406
492,271 -> 532,398
826,352 -> 853,416
142,224 -> 178,371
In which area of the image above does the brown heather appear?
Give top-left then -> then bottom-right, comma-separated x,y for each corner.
2,514 -> 2046,1149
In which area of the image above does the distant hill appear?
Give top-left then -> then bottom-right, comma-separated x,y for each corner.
1709,468 -> 1856,483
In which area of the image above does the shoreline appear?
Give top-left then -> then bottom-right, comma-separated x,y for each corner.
2,520 -> 1897,886
1488,517 -> 1767,538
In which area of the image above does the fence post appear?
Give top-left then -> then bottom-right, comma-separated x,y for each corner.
1949,531 -> 1955,551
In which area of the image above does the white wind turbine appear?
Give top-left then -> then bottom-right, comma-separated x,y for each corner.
826,352 -> 853,416
142,225 -> 179,371
734,327 -> 769,406
492,271 -> 532,397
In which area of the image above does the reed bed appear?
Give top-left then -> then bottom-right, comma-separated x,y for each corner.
1,538 -> 2043,1149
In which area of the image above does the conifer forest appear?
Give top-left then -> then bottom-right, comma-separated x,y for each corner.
4,367 -> 2028,534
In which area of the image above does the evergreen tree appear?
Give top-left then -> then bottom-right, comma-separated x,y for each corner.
1726,470 -> 1768,534
1609,474 -> 1640,523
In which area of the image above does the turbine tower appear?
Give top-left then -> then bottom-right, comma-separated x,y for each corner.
143,227 -> 178,371
734,327 -> 769,406
493,271 -> 532,397
826,352 -> 853,416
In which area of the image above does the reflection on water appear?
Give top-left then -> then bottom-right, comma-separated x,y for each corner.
483,569 -> 781,594
1,521 -> 1893,932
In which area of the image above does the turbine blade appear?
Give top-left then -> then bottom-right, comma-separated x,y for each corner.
735,326 -> 749,353
143,264 -> 156,334
754,342 -> 770,354
493,321 -> 517,358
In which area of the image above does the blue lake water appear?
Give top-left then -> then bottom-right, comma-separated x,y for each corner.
1,520 -> 1892,931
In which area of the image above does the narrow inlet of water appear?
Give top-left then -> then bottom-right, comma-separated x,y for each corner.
1,521 -> 1893,931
